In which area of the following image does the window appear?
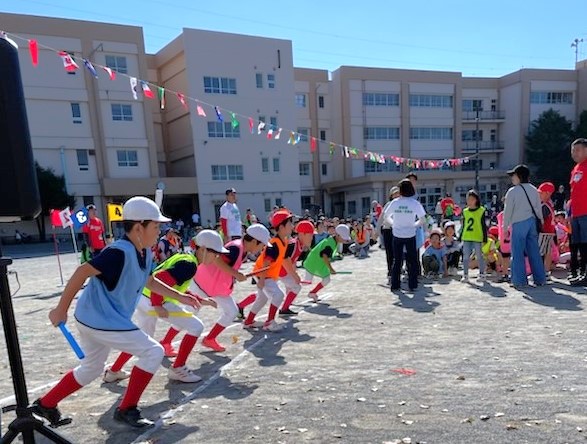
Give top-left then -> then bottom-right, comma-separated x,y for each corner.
418,187 -> 443,212
76,149 -> 89,171
261,157 -> 269,173
462,159 -> 483,171
299,162 -> 311,176
111,104 -> 133,121
275,197 -> 282,207
256,73 -> 263,88
297,128 -> 309,142
203,76 -> 237,94
267,74 -> 275,89
361,197 -> 371,215
321,163 -> 328,176
363,127 -> 400,140
264,198 -> 271,212
296,94 -> 306,108
362,93 -> 399,106
301,196 -> 312,209
318,95 -> 325,108
364,161 -> 401,173
348,201 -> 356,215
273,158 -> 280,172
117,150 -> 138,167
462,130 -> 483,141
409,94 -> 453,108
320,130 -> 326,141
462,99 -> 483,112
270,116 -> 278,130
105,55 -> 127,74
211,164 -> 244,180
71,103 -> 82,124
207,122 -> 241,138
409,127 -> 453,140
530,91 -> 573,104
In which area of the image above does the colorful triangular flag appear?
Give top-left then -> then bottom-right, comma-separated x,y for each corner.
29,39 -> 38,67
248,118 -> 254,134
102,66 -> 115,80
267,128 -> 274,139
214,106 -> 223,122
157,86 -> 165,109
129,77 -> 138,100
329,142 -> 335,155
274,128 -> 282,140
287,132 -> 295,145
82,59 -> 98,78
257,122 -> 266,134
58,51 -> 79,72
177,93 -> 188,110
310,137 -> 317,153
230,112 -> 239,129
196,105 -> 206,117
140,81 -> 154,99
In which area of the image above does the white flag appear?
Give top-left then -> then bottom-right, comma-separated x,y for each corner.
130,77 -> 138,100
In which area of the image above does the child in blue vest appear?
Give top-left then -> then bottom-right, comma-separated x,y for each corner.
32,197 -> 201,429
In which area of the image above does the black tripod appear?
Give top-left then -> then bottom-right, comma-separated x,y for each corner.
0,249 -> 72,444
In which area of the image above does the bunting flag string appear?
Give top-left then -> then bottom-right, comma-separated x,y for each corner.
2,31 -> 476,171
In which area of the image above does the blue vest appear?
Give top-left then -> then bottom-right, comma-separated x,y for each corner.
74,239 -> 152,331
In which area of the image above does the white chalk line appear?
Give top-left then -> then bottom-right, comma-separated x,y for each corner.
131,292 -> 335,443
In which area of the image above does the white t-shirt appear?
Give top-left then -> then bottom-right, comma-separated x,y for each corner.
192,213 -> 200,224
383,197 -> 426,239
220,201 -> 242,237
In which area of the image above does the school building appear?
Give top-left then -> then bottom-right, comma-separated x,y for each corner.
2,12 -> 587,233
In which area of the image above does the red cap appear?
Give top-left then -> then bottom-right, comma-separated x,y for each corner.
271,209 -> 292,228
488,226 -> 499,237
538,182 -> 555,193
295,220 -> 315,234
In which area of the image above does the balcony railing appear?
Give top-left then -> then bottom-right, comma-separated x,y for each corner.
462,140 -> 504,151
462,110 -> 505,121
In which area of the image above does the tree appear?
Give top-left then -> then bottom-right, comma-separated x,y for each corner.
575,109 -> 587,139
35,162 -> 76,241
525,109 -> 575,187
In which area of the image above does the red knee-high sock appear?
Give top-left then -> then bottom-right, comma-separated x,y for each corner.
206,323 -> 225,341
118,366 -> 154,411
160,327 -> 180,345
172,334 -> 197,368
267,304 -> 278,323
244,311 -> 257,325
282,291 -> 298,310
40,370 -> 83,408
310,282 -> 324,294
238,293 -> 256,309
110,352 -> 133,372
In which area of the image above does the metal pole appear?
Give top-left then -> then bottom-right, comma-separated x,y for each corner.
475,107 -> 480,193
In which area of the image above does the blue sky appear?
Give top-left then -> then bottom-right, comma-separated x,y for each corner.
2,0 -> 586,77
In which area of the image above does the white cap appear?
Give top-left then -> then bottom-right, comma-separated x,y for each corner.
335,224 -> 351,242
123,196 -> 171,222
246,223 -> 271,246
194,230 -> 229,253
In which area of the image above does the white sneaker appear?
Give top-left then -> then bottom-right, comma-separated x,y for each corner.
460,276 -> 469,283
168,365 -> 202,383
243,321 -> 264,330
102,368 -> 130,383
263,320 -> 284,332
308,292 -> 319,303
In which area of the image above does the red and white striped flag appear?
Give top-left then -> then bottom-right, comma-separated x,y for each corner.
102,66 -> 115,80
58,51 -> 79,72
140,81 -> 154,99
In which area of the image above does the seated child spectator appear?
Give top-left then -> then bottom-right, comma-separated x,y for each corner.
442,221 -> 461,275
422,229 -> 447,278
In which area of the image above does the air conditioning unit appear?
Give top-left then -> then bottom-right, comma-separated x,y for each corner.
89,150 -> 96,156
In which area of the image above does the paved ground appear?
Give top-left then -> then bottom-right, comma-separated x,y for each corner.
1,245 -> 587,443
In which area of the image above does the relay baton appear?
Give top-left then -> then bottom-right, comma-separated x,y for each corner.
58,322 -> 85,359
147,310 -> 193,317
245,266 -> 271,278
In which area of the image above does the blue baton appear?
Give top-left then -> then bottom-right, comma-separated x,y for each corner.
58,322 -> 85,359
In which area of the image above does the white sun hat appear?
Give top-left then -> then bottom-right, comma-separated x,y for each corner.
194,230 -> 229,253
246,223 -> 271,246
123,196 -> 171,223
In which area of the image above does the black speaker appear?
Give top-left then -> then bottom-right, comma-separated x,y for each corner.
0,36 -> 41,221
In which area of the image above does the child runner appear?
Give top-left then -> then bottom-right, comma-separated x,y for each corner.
459,189 -> 488,283
382,179 -> 426,292
279,220 -> 316,315
198,224 -> 271,352
442,221 -> 461,275
497,211 -> 512,283
303,224 -> 352,302
32,196 -> 200,428
103,230 -> 223,384
243,210 -> 300,332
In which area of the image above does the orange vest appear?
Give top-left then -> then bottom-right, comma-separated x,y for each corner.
254,236 -> 287,279
356,229 -> 366,244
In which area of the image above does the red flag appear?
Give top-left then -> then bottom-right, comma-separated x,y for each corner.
310,137 -> 317,153
248,118 -> 254,134
102,66 -> 116,80
177,93 -> 188,110
58,51 -> 79,72
29,40 -> 38,67
196,105 -> 206,117
50,209 -> 62,228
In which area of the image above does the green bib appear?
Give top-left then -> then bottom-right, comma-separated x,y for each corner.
142,253 -> 198,305
303,236 -> 337,278
462,208 -> 485,242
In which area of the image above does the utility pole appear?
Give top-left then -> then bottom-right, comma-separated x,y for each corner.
571,38 -> 583,65
475,106 -> 480,193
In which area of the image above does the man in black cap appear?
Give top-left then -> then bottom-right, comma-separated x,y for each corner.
220,188 -> 242,240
